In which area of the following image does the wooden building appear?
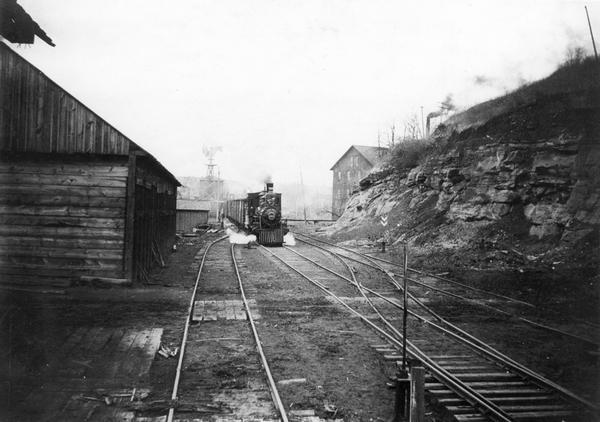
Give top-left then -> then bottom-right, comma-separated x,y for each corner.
176,200 -> 210,233
0,42 -> 180,287
330,145 -> 387,218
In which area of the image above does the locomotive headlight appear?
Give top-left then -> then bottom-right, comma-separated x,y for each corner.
266,208 -> 276,220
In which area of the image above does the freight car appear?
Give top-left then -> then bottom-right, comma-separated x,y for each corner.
224,182 -> 287,246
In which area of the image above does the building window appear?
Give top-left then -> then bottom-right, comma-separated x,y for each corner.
347,171 -> 351,180
337,170 -> 341,180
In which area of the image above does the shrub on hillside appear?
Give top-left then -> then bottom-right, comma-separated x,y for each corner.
388,138 -> 433,171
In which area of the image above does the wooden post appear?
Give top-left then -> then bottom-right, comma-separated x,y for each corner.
409,365 -> 425,422
123,152 -> 137,282
585,6 -> 599,62
402,242 -> 408,370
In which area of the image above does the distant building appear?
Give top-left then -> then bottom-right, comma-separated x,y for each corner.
177,177 -> 224,221
176,200 -> 210,233
330,145 -> 388,218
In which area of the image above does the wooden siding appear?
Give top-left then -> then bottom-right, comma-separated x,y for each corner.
176,210 -> 209,233
0,42 -> 131,155
132,157 -> 177,283
0,156 -> 128,287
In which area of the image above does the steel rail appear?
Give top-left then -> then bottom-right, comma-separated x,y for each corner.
291,239 -> 600,413
297,236 -> 600,346
264,245 -> 513,422
230,244 -> 289,422
296,233 -> 533,307
297,237 -> 446,322
299,233 -> 600,330
166,235 -> 228,422
284,245 -> 405,348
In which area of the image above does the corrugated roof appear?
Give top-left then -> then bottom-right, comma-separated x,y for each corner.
330,145 -> 388,170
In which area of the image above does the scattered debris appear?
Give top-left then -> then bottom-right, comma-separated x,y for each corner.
158,344 -> 179,358
277,378 -> 307,386
324,402 -> 338,417
290,409 -> 315,416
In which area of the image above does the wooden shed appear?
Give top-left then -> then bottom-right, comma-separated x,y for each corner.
176,200 -> 210,233
0,42 -> 180,287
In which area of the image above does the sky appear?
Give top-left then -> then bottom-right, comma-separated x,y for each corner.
9,0 -> 600,189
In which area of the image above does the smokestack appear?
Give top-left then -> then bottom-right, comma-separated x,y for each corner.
266,182 -> 274,192
426,111 -> 443,138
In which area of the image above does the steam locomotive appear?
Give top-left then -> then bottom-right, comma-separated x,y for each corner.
224,182 -> 288,246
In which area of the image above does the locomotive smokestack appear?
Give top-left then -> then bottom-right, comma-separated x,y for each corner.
266,182 -> 274,192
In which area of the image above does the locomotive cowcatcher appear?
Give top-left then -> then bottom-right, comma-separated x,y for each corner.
224,182 -> 288,246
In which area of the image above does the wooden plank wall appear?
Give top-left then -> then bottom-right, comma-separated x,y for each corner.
176,210 -> 209,233
0,42 -> 131,155
132,157 -> 177,283
0,156 -> 127,287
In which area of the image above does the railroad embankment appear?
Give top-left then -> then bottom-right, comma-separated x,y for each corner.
326,58 -> 600,303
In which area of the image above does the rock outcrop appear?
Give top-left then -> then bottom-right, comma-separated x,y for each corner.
328,59 -> 600,273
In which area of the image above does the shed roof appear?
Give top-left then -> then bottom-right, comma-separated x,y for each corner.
330,145 -> 388,170
177,200 -> 211,211
0,42 -> 180,187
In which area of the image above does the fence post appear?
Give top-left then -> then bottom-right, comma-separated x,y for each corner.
409,365 -> 425,422
392,368 -> 411,422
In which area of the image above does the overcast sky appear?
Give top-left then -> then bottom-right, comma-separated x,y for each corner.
10,1 -> 599,189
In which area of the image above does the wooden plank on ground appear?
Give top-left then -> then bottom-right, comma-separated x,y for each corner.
192,301 -> 205,321
85,329 -> 126,380
203,301 -> 217,321
119,329 -> 154,379
135,328 -> 163,378
232,301 -> 246,320
216,301 -> 228,320
107,330 -> 140,379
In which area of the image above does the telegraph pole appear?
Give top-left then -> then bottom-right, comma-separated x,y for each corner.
585,6 -> 599,62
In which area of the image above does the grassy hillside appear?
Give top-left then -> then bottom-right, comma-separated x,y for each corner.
440,57 -> 600,134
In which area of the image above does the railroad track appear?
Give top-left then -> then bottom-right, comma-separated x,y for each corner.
262,239 -> 598,422
166,236 -> 288,422
295,233 -> 600,346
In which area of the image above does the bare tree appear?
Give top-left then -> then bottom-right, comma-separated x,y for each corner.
388,124 -> 396,148
562,45 -> 587,67
402,114 -> 422,141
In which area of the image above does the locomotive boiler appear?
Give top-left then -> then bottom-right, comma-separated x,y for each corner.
224,182 -> 287,246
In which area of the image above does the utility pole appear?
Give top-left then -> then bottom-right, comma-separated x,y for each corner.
300,167 -> 307,223
585,6 -> 599,62
420,107 -> 425,140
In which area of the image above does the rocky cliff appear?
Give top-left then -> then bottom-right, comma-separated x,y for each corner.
327,59 -> 600,281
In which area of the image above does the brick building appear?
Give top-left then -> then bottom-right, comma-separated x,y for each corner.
330,145 -> 387,218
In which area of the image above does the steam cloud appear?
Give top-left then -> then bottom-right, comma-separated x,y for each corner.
225,228 -> 257,245
474,75 -> 492,86
283,232 -> 296,246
